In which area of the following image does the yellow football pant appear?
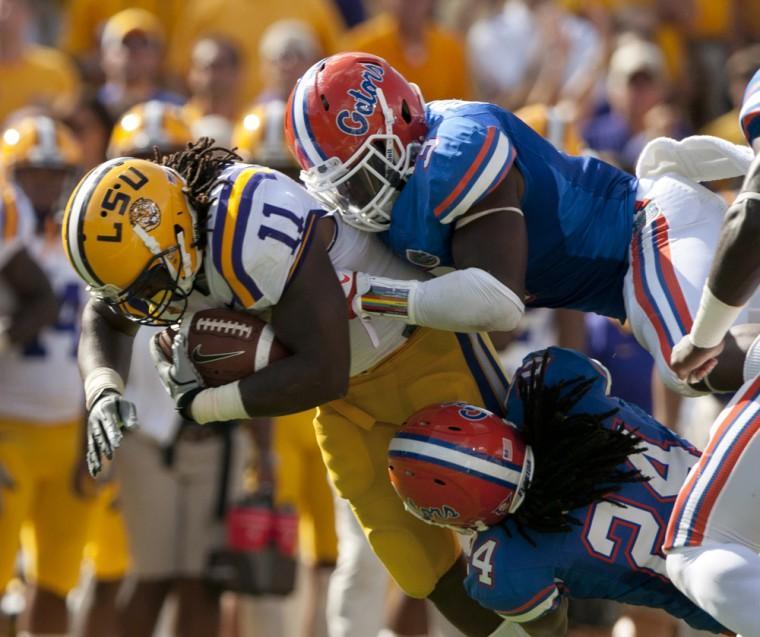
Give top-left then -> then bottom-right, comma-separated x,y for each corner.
83,483 -> 130,580
274,410 -> 338,565
0,419 -> 94,596
314,328 -> 509,598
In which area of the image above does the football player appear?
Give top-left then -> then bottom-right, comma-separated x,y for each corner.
0,169 -> 58,359
388,347 -> 727,636
61,141 -> 515,636
655,70 -> 760,637
285,52 -> 757,399
0,115 -> 92,637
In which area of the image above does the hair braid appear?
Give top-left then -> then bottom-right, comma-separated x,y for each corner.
509,352 -> 648,541
156,137 -> 241,248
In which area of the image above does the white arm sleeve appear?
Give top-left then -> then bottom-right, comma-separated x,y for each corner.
410,268 -> 524,333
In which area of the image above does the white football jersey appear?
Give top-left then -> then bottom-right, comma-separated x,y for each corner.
195,163 -> 424,376
0,236 -> 87,423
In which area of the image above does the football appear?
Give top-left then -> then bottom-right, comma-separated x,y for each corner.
157,308 -> 289,387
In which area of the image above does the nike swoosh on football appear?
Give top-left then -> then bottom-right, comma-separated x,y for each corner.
191,344 -> 246,365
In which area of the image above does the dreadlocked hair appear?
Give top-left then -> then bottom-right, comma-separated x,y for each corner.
157,137 -> 241,248
509,352 -> 648,540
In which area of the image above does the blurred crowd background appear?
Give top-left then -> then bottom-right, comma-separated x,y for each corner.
0,0 -> 758,636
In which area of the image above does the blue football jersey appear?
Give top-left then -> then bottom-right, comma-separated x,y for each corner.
384,101 -> 639,320
464,347 -> 725,633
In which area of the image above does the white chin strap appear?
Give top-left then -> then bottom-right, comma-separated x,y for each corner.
508,445 -> 535,514
376,87 -> 397,169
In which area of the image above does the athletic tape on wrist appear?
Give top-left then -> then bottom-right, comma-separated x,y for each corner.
84,367 -> 125,411
360,277 -> 416,319
190,381 -> 249,424
689,285 -> 743,349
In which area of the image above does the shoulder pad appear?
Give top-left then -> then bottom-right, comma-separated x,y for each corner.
422,114 -> 516,225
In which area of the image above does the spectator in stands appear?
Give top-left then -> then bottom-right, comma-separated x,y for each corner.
168,0 -> 344,108
183,36 -> 243,146
0,0 -> 80,125
466,0 -> 602,109
582,36 -> 687,171
61,95 -> 114,170
342,0 -> 472,101
59,0 -> 183,84
256,20 -> 322,105
98,8 -> 184,117
332,0 -> 366,28
701,44 -> 760,145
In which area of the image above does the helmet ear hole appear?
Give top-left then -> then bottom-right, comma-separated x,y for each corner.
320,94 -> 330,111
433,478 -> 446,486
401,100 -> 412,124
447,426 -> 462,432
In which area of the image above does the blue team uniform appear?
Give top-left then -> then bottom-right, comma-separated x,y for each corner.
464,347 -> 725,633
384,100 -> 639,320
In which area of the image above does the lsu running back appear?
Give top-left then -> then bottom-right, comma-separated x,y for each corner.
62,144 -> 513,634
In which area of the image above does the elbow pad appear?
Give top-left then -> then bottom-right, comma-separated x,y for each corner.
410,268 -> 525,333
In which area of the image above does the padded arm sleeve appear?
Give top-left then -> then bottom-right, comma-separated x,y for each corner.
411,268 -> 525,333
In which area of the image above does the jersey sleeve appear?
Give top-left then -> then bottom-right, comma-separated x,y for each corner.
425,114 -> 517,225
465,525 -> 561,623
740,68 -> 760,147
209,166 -> 329,310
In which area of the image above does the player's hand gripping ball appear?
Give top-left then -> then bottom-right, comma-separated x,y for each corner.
156,308 -> 289,387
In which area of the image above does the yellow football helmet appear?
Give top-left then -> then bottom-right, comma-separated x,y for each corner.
232,101 -> 296,170
2,116 -> 83,223
515,103 -> 585,156
62,157 -> 200,325
1,115 -> 82,169
108,101 -> 192,159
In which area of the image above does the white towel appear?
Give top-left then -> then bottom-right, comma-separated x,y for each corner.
635,134 -> 754,182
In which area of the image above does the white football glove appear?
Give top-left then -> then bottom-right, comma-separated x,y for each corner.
87,392 -> 138,476
149,332 -> 205,411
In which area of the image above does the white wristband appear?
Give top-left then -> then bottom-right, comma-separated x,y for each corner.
190,381 -> 250,424
84,367 -> 125,411
689,285 -> 744,349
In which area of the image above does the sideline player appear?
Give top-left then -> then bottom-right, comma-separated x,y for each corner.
388,347 -> 726,636
0,115 -> 93,636
660,71 -> 760,637
286,52 -> 756,398
61,142 -> 514,636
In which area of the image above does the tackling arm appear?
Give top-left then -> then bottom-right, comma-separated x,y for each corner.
700,155 -> 760,311
353,170 -> 528,334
